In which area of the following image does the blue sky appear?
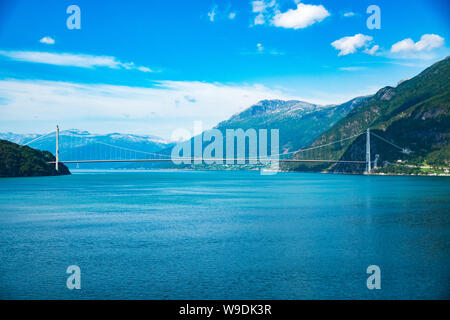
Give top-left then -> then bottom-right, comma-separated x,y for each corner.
0,0 -> 448,138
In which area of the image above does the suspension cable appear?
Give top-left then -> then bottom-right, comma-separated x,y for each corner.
93,141 -> 172,158
370,132 -> 405,151
279,131 -> 365,158
22,130 -> 55,146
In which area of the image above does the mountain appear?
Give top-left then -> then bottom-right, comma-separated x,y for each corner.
215,98 -> 368,154
0,139 -> 70,177
0,130 -> 174,169
285,56 -> 450,175
124,97 -> 368,169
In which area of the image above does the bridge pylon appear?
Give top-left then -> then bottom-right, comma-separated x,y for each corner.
56,125 -> 59,172
366,128 -> 371,173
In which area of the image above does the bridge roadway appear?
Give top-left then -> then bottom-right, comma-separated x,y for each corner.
48,158 -> 367,164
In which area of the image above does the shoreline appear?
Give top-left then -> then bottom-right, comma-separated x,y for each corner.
367,172 -> 450,177
3,167 -> 448,178
66,168 -> 450,177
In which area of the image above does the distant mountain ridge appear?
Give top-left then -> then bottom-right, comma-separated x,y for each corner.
0,129 -> 170,146
225,100 -> 320,120
0,130 -> 174,169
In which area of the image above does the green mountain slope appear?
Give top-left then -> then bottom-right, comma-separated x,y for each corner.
0,139 -> 70,177
285,56 -> 450,174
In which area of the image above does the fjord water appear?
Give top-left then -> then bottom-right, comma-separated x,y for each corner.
0,171 -> 448,299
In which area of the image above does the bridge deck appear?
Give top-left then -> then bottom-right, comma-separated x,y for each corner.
48,159 -> 366,164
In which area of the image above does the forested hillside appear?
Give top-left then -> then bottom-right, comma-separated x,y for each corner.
0,140 -> 70,177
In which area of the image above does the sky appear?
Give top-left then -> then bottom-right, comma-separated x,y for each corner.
0,0 -> 448,138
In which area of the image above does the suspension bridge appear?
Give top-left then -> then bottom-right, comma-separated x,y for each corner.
22,126 -> 410,173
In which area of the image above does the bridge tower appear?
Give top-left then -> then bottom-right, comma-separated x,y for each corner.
56,125 -> 59,171
366,128 -> 371,173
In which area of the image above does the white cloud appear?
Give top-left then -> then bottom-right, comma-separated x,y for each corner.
254,13 -> 266,25
364,45 -> 379,56
39,36 -> 55,45
391,39 -> 416,53
0,50 -> 153,72
252,0 -> 269,13
391,34 -> 444,53
0,79 -> 295,138
343,12 -> 355,17
251,0 -> 276,25
137,66 -> 152,73
331,34 -> 373,56
240,43 -> 284,55
339,66 -> 366,71
208,5 -> 217,22
208,5 -> 236,22
272,3 -> 330,29
252,0 -> 276,14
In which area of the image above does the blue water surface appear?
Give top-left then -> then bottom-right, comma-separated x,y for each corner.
0,170 -> 449,299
